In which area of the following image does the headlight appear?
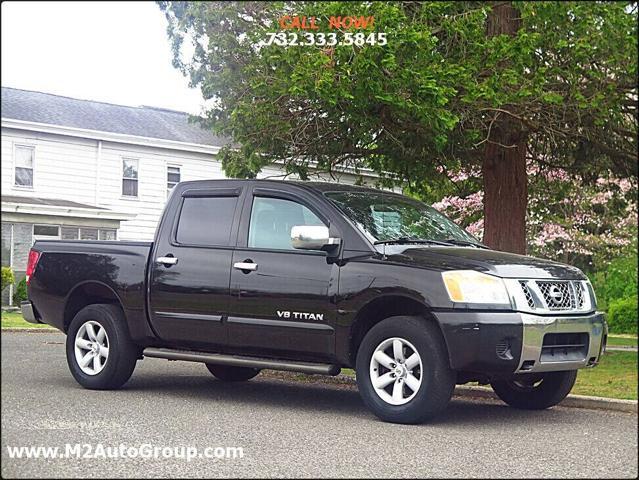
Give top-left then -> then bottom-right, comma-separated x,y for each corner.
441,270 -> 510,305
585,279 -> 597,307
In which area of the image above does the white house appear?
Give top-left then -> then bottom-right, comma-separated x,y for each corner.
1,87 -> 372,304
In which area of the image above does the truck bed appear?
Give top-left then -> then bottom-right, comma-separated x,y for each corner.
28,239 -> 153,336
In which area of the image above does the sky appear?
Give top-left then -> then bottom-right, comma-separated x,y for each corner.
1,1 -> 205,114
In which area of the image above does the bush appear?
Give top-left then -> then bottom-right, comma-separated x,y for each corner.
589,254 -> 638,311
14,277 -> 28,304
1,267 -> 14,292
607,296 -> 638,335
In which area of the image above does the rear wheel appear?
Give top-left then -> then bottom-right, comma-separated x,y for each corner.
490,370 -> 577,410
205,364 -> 260,382
356,316 -> 455,424
66,304 -> 139,390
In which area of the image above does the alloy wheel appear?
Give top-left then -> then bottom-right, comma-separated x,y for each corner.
369,337 -> 423,405
74,320 -> 109,375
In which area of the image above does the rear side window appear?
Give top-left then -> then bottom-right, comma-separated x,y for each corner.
176,196 -> 238,246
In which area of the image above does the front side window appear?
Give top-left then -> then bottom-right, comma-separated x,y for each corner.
167,166 -> 181,196
325,191 -> 478,245
15,145 -> 34,187
176,196 -> 239,246
122,158 -> 139,197
248,197 -> 325,250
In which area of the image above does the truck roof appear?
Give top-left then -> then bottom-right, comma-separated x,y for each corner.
176,178 -> 397,196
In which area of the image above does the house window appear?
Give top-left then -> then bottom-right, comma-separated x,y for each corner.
122,158 -> 139,197
33,225 -> 60,240
15,145 -> 34,187
167,166 -> 181,196
61,227 -> 117,241
99,229 -> 117,240
61,227 -> 79,240
80,228 -> 99,241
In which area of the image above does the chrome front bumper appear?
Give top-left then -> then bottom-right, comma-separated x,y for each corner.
20,301 -> 39,324
516,311 -> 607,374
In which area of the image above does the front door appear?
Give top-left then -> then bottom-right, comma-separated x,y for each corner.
148,188 -> 242,349
228,190 -> 338,361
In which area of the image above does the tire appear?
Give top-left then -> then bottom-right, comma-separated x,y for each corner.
490,370 -> 578,410
355,315 -> 455,424
66,304 -> 139,390
205,364 -> 261,382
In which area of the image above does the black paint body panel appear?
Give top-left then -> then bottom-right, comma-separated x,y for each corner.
27,179 -> 590,375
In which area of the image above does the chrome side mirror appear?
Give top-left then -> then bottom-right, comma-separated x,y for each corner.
291,225 -> 340,251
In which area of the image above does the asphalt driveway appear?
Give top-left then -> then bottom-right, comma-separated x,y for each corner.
2,332 -> 637,478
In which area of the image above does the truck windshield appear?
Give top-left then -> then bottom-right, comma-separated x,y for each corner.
324,191 -> 480,246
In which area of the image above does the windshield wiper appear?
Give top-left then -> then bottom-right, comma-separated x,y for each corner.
442,238 -> 488,249
374,237 -> 452,246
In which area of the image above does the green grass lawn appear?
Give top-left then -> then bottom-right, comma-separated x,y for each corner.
1,311 -> 53,329
573,351 -> 637,400
607,335 -> 638,347
2,311 -> 637,399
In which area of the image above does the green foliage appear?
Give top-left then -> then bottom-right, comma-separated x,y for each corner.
607,296 -> 638,335
1,267 -> 14,292
589,253 -> 638,311
14,278 -> 27,304
158,1 -> 637,191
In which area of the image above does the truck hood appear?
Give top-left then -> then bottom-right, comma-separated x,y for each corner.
383,246 -> 586,280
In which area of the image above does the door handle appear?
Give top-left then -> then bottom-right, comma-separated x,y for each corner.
233,261 -> 258,272
157,256 -> 178,266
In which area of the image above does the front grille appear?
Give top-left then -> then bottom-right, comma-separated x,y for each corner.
574,282 -> 586,308
518,280 -> 589,312
519,281 -> 536,309
541,333 -> 589,362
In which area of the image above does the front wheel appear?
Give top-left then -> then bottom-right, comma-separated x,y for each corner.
356,316 -> 455,424
490,370 -> 578,410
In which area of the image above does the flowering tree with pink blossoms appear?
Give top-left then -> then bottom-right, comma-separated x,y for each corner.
432,166 -> 637,273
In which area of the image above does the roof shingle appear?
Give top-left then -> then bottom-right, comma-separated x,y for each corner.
1,87 -> 230,147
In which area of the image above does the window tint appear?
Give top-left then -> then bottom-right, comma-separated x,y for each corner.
248,197 -> 325,250
176,196 -> 238,246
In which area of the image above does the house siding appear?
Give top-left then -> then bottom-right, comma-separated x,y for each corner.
2,126 -> 375,243
2,127 -> 100,205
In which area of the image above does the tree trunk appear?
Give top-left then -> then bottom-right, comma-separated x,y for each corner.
482,2 -> 528,254
482,134 -> 528,254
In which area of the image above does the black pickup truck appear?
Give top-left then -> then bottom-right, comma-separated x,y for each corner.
23,180 -> 607,424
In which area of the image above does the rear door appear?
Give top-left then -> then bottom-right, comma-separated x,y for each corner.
148,186 -> 243,349
227,186 -> 339,361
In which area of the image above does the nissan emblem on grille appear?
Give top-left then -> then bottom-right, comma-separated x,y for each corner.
548,285 -> 564,304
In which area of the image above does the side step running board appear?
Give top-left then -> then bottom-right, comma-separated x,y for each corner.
143,347 -> 341,376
